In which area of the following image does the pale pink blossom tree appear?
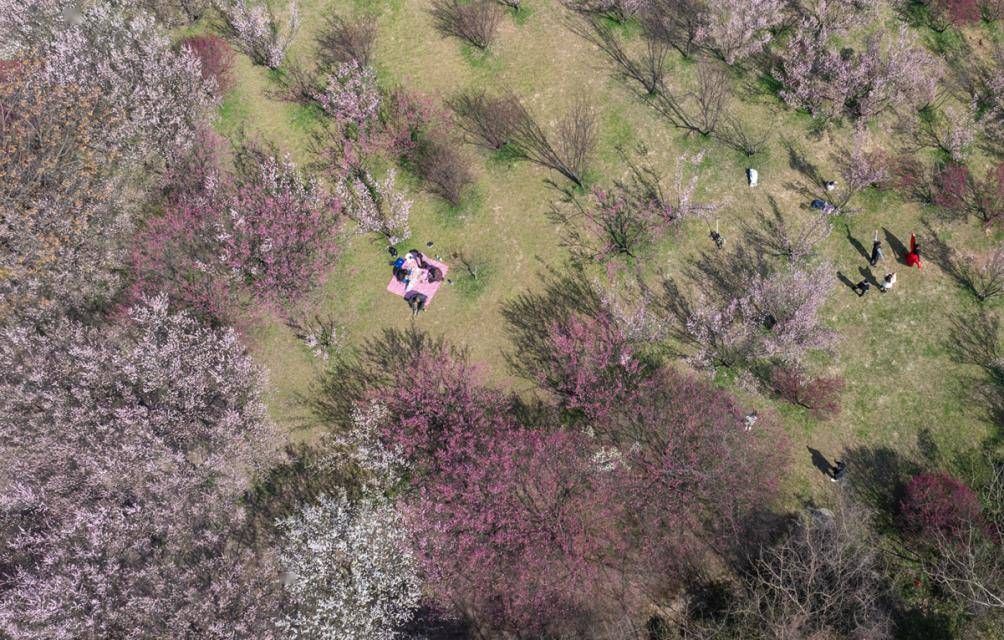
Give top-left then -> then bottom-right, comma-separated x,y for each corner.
314,60 -> 381,132
697,0 -> 786,65
277,492 -> 422,640
216,0 -> 300,69
0,295 -> 283,638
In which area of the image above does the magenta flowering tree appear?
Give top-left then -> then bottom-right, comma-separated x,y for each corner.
533,313 -> 651,421
403,426 -> 619,636
900,472 -> 985,540
0,295 -> 283,638
181,33 -> 236,96
314,60 -> 382,133
610,370 -> 790,575
932,162 -> 1004,228
131,144 -> 341,320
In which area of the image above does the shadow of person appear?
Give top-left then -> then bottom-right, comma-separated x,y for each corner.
845,227 -> 870,261
883,227 -> 909,265
858,265 -> 878,287
836,271 -> 858,293
807,446 -> 834,478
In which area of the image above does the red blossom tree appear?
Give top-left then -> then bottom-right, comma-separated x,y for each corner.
932,162 -> 1004,228
769,365 -> 845,419
181,33 -> 236,95
900,471 -> 985,540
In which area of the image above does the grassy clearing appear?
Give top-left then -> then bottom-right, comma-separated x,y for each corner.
207,0 -> 998,491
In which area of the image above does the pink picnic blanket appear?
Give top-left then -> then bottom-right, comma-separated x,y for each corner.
386,258 -> 449,305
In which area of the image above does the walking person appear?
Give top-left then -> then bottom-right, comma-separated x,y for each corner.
830,460 -> 848,482
905,233 -> 922,268
869,230 -> 883,266
853,278 -> 871,296
879,272 -> 896,293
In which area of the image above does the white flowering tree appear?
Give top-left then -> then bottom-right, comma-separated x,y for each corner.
0,295 -> 283,638
337,169 -> 413,244
216,0 -> 300,69
277,492 -> 421,640
36,2 -> 215,162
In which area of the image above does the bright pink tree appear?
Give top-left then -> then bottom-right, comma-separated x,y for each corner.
534,312 -> 651,421
900,472 -> 985,540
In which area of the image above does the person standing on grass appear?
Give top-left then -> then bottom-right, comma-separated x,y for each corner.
879,272 -> 896,292
830,460 -> 847,482
853,279 -> 871,296
905,233 -> 922,268
870,230 -> 883,266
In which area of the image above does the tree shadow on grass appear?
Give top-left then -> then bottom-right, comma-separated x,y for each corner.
842,445 -> 922,533
500,267 -> 603,382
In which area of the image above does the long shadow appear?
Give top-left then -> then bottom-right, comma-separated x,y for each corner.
858,265 -> 878,287
882,227 -> 909,265
845,226 -> 870,261
836,271 -> 858,293
842,445 -> 922,533
807,446 -> 834,478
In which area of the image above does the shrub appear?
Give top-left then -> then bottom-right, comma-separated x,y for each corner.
769,365 -> 845,419
431,0 -> 503,50
181,34 -> 236,95
408,134 -> 474,205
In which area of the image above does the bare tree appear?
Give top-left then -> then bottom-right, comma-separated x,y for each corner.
735,501 -> 893,640
741,200 -> 833,264
315,14 -> 376,67
571,15 -> 669,96
686,61 -> 731,137
448,89 -> 521,150
431,0 -> 503,50
716,114 -> 771,157
640,0 -> 705,59
929,231 -> 1004,303
508,94 -> 596,187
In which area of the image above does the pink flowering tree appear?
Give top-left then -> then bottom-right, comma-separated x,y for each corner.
216,0 -> 300,69
900,472 -> 985,540
775,23 -> 938,122
684,261 -> 837,369
314,60 -> 381,134
697,0 -> 786,65
0,295 -> 283,638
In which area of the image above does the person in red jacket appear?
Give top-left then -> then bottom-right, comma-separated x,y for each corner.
905,232 -> 922,268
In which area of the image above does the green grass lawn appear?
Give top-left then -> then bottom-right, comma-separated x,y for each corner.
206,0 -> 1000,493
